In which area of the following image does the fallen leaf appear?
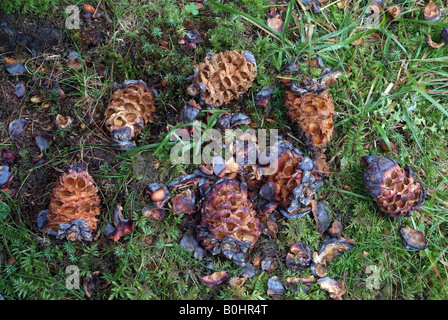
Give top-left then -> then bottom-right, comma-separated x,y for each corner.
8,119 -> 28,140
425,34 -> 445,49
14,82 -> 26,99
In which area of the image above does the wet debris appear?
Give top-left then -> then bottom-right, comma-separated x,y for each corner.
178,29 -> 203,48
8,119 -> 28,140
266,8 -> 285,33
255,87 -> 273,108
4,57 -> 26,75
142,183 -> 169,221
325,220 -> 343,239
1,148 -> 16,165
423,1 -> 441,22
55,115 -> 74,130
170,189 -> 196,215
83,271 -> 101,298
146,183 -> 170,207
261,254 -> 278,272
285,242 -> 312,272
361,156 -> 426,219
282,61 -> 299,74
229,277 -> 247,289
142,206 -> 166,221
379,139 -> 397,152
201,271 -> 228,287
179,100 -> 202,124
67,51 -> 83,71
425,27 -> 448,49
441,27 -> 448,44
399,225 -> 428,251
300,0 -> 323,14
214,112 -> 252,131
0,166 -> 13,188
425,34 -> 445,49
240,263 -> 259,278
286,275 -> 315,292
311,200 -> 331,234
267,276 -> 285,299
179,231 -> 205,259
14,81 -> 26,99
81,4 -> 107,48
386,4 -> 402,19
312,237 -> 355,278
36,209 -> 49,230
35,134 -> 53,153
302,56 -> 324,69
105,204 -> 135,242
317,277 -> 346,300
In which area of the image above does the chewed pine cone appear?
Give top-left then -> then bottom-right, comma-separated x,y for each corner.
259,142 -> 323,219
197,178 -> 261,266
46,163 -> 101,241
361,156 -> 426,219
187,50 -> 257,108
285,88 -> 335,151
105,80 -> 157,150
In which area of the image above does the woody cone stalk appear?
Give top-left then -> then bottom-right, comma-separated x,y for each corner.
46,163 -> 101,241
361,156 -> 426,219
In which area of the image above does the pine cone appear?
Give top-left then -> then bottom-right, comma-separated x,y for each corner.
187,50 -> 257,108
105,80 -> 157,150
285,88 -> 335,151
361,156 -> 426,219
259,142 -> 323,219
46,163 -> 100,241
197,178 -> 261,266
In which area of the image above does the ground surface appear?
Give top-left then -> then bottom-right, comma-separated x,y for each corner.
0,0 -> 447,300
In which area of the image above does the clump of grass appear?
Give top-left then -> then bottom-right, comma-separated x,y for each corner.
0,0 -> 69,17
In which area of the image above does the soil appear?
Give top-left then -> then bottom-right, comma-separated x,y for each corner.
0,10 -> 124,239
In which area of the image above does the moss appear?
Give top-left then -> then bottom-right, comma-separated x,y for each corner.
0,0 -> 69,17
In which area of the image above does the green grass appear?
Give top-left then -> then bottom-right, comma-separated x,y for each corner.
1,0 -> 448,300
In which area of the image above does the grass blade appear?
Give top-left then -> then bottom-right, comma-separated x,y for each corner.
413,85 -> 448,118
282,0 -> 294,41
402,106 -> 426,156
209,0 -> 282,38
371,119 -> 393,152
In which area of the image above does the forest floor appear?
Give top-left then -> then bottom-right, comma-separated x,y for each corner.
0,0 -> 448,300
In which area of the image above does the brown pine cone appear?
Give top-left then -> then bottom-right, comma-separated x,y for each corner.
285,88 -> 335,151
105,80 -> 157,150
259,142 -> 323,219
46,163 -> 101,241
197,178 -> 261,266
187,50 -> 257,108
361,156 -> 426,219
